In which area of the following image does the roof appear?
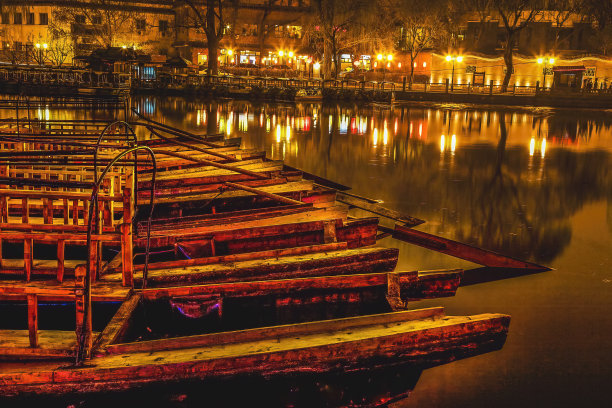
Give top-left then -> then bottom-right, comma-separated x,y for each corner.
85,47 -> 152,64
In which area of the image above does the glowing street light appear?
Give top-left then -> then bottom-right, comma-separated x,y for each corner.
34,43 -> 48,65
387,54 -> 393,61
288,51 -> 294,58
537,57 -> 555,89
445,54 -> 464,91
377,54 -> 383,61
278,50 -> 284,57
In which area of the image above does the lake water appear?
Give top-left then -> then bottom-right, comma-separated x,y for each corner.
10,97 -> 612,407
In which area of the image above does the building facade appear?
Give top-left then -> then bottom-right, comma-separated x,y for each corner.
0,1 -> 609,86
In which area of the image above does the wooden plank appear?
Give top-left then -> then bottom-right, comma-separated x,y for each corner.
93,293 -> 141,353
104,307 -> 445,355
152,150 -> 270,180
337,192 -> 425,227
0,280 -> 129,302
0,330 -> 96,359
74,265 -> 92,362
224,181 -> 306,206
24,238 -> 33,282
139,206 -> 348,239
127,242 -> 348,273
56,240 -> 65,283
27,294 -> 38,348
142,270 -> 423,300
140,180 -> 315,207
283,164 -> 351,191
121,186 -> 133,288
103,247 -> 399,285
393,225 -> 551,271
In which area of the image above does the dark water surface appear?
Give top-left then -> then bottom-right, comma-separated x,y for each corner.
132,97 -> 611,408
10,97 -> 612,407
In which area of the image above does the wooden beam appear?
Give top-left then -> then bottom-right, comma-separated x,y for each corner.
93,292 -> 141,355
393,225 -> 551,271
27,294 -> 38,348
141,270 -> 419,300
337,192 -> 425,227
224,181 -> 306,206
153,150 -> 269,180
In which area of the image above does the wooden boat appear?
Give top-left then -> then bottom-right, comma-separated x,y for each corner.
295,94 -> 323,102
0,306 -> 509,397
0,108 -> 515,400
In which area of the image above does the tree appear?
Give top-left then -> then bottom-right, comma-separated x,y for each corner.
393,0 -> 447,87
48,36 -> 74,67
496,0 -> 542,91
51,0 -> 139,49
27,34 -> 49,65
545,0 -> 581,54
459,0 -> 493,48
255,1 -> 300,66
582,0 -> 612,55
180,0 -> 232,76
307,0 -> 385,78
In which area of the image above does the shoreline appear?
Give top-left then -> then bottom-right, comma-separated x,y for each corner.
1,82 -> 611,110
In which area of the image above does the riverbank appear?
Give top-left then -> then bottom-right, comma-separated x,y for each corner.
1,78 -> 611,109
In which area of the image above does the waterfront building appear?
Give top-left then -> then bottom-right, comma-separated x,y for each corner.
0,1 -> 609,86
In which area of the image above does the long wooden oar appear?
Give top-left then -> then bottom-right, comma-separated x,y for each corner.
392,224 -> 551,271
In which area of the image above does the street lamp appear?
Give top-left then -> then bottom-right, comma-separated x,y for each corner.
35,43 -> 48,65
537,57 -> 555,89
445,55 -> 463,91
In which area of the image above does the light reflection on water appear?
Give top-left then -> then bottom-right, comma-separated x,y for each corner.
134,97 -> 612,266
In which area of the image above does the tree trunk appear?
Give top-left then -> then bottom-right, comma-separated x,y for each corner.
206,2 -> 219,76
501,33 -> 515,92
322,36 -> 333,79
207,36 -> 219,76
258,33 -> 266,66
409,54 -> 415,90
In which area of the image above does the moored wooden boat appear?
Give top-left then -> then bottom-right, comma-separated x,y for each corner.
0,306 -> 509,397
0,105 -> 518,401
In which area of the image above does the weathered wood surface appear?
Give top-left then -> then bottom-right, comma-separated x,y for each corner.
103,247 -> 399,286
224,181 -> 306,206
137,177 -> 303,202
138,177 -> 302,200
0,279 -> 129,301
136,216 -> 377,256
93,292 -> 141,353
125,242 -> 349,273
140,203 -> 317,234
135,206 -> 351,249
0,309 -> 510,396
393,225 -> 551,271
337,193 -> 425,227
0,330 -> 98,360
138,160 -> 281,184
140,268 -> 461,303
